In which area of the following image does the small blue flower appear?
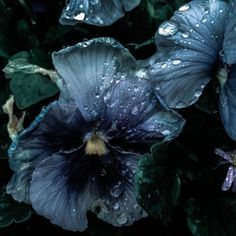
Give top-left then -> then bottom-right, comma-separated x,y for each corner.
6,38 -> 185,231
148,0 -> 236,140
215,148 -> 236,192
59,0 -> 141,26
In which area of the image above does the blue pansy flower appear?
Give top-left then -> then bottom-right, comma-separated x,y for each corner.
148,0 -> 236,140
60,0 -> 141,26
6,38 -> 185,231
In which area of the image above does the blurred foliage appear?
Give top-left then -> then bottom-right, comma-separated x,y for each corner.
0,189 -> 32,228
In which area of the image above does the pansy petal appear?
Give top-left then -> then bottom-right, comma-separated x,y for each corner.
219,65 -> 236,140
7,102 -> 88,203
223,0 -> 236,64
148,0 -> 228,108
103,77 -> 185,142
91,149 -> 146,227
52,38 -> 139,122
59,0 -> 140,26
30,149 -> 145,231
221,166 -> 235,191
30,152 -> 91,231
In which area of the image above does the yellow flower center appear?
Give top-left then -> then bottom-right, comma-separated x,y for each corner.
85,133 -> 107,156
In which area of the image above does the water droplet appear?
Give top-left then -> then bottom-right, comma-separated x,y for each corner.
110,184 -> 123,198
219,50 -> 224,57
113,202 -> 120,210
182,32 -> 190,38
158,21 -> 178,36
219,9 -> 223,13
175,101 -> 187,108
131,106 -> 139,115
211,20 -> 215,24
194,89 -> 202,98
178,4 -> 190,12
74,11 -> 85,21
172,59 -> 182,65
195,23 -> 200,27
161,63 -> 167,68
201,16 -> 208,23
162,130 -> 171,136
234,26 -> 236,32
117,213 -> 128,225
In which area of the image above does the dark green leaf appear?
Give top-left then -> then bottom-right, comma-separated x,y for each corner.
3,51 -> 59,109
185,196 -> 236,236
0,190 -> 32,227
135,143 -> 181,223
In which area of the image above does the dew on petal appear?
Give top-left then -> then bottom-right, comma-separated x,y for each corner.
110,184 -> 123,198
172,59 -> 182,65
178,4 -> 190,12
116,213 -> 128,225
74,11 -> 85,21
113,202 -> 120,210
158,21 -> 178,37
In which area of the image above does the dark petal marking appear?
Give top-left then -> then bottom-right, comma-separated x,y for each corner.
52,37 -> 138,122
59,0 -> 140,26
223,0 -> 236,64
219,65 -> 236,140
29,149 -> 145,231
148,0 -> 228,109
103,77 -> 185,142
7,101 -> 88,203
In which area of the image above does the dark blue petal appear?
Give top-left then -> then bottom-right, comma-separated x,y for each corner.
7,102 -> 88,203
59,0 -> 140,26
103,77 -> 185,142
219,65 -> 236,140
223,0 -> 236,64
148,0 -> 228,108
29,150 -> 145,231
52,38 -> 139,122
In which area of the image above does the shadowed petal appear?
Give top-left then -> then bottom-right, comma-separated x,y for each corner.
221,166 -> 235,191
29,150 -> 145,231
223,0 -> 236,64
148,0 -> 228,109
219,65 -> 236,140
7,102 -> 88,203
59,0 -> 140,26
52,38 -> 139,122
103,77 -> 185,142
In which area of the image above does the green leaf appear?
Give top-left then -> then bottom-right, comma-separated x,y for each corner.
3,51 -> 59,109
0,190 -> 32,227
135,143 -> 183,224
185,196 -> 236,236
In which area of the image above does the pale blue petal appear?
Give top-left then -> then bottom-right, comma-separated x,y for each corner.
59,0 -> 140,26
52,38 -> 139,122
103,77 -> 185,142
148,0 -> 228,108
223,0 -> 236,64
219,65 -> 236,140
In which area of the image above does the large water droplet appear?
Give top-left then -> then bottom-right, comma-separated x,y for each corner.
74,11 -> 85,21
182,32 -> 190,38
178,4 -> 190,12
113,202 -> 120,210
117,213 -> 128,225
158,21 -> 178,36
172,59 -> 182,65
